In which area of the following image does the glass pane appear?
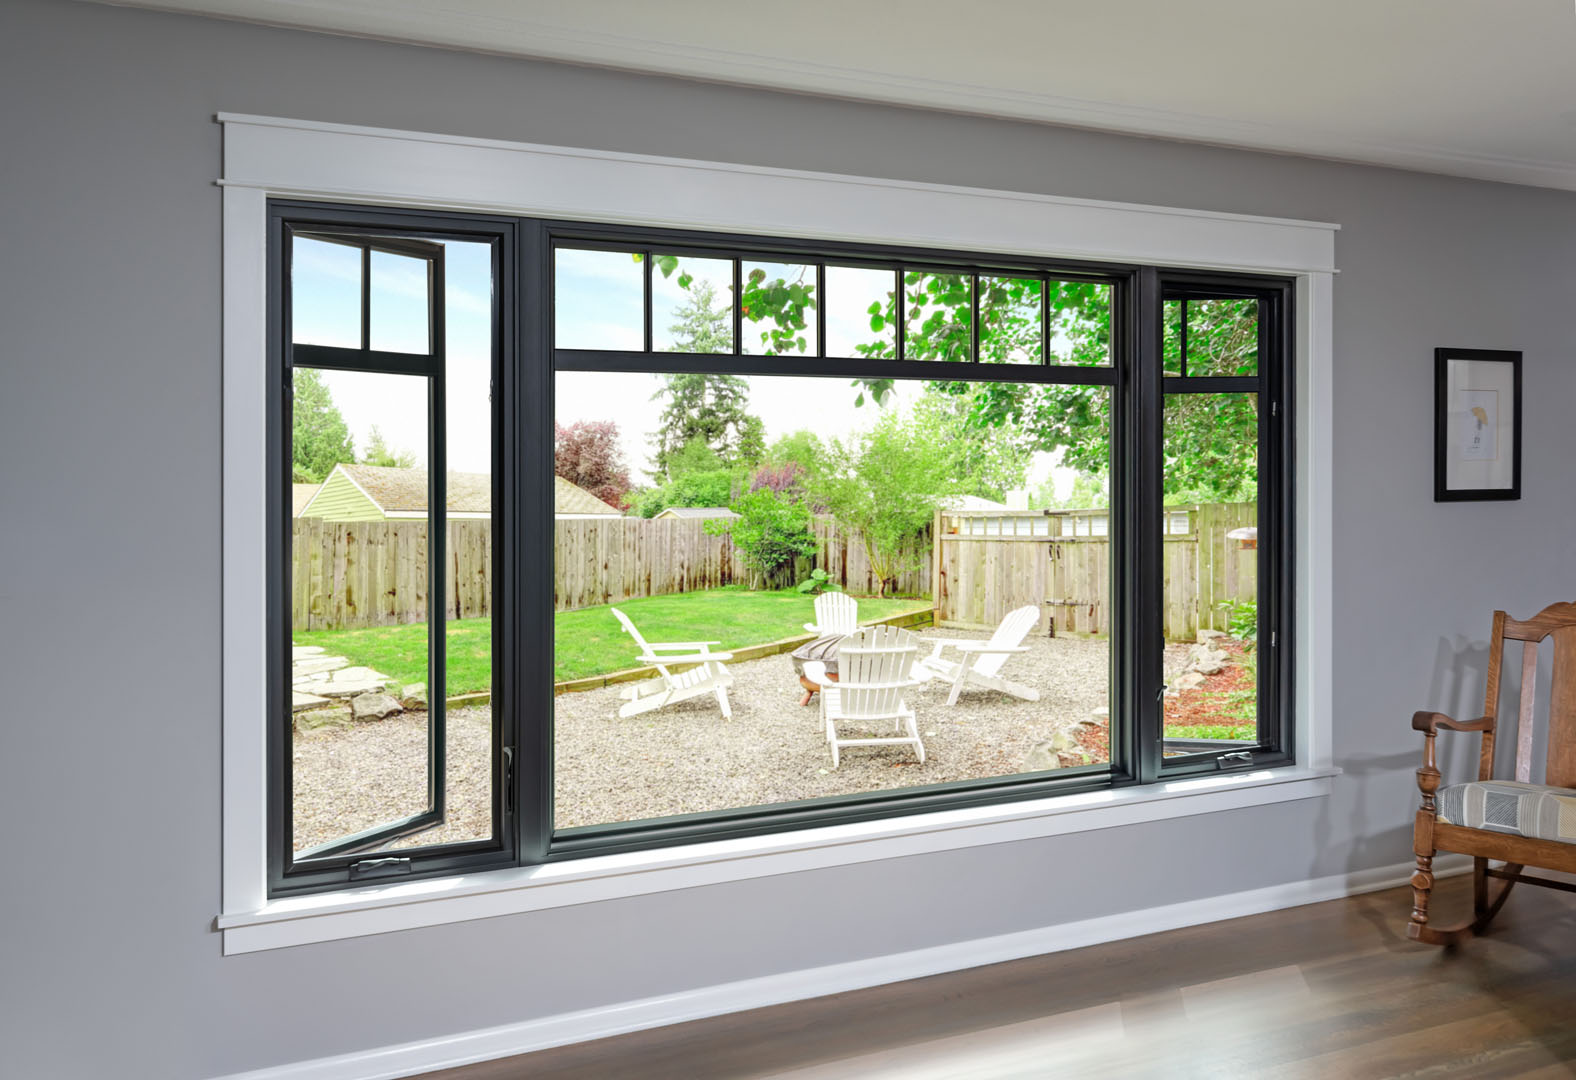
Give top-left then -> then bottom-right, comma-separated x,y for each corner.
369,249 -> 432,354
292,235 -> 362,349
552,371 -> 1109,831
289,368 -> 434,855
978,276 -> 1042,364
417,237 -> 495,848
1046,280 -> 1112,367
741,261 -> 817,356
1161,393 -> 1259,756
903,271 -> 973,362
554,248 -> 644,350
1162,298 -> 1184,376
825,265 -> 897,359
1179,298 -> 1259,377
652,255 -> 734,353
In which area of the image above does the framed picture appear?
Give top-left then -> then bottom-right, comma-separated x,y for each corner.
1434,347 -> 1521,501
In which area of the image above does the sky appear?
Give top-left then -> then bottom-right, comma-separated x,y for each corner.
293,241 -> 1078,495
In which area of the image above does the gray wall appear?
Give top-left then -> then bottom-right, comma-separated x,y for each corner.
2,2 -> 1573,1077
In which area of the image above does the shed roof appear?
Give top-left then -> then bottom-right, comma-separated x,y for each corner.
655,506 -> 740,520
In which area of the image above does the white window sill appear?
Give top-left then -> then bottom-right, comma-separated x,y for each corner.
218,766 -> 1337,954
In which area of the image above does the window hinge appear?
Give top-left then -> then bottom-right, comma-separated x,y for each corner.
503,746 -> 515,816
349,857 -> 411,881
1217,751 -> 1254,769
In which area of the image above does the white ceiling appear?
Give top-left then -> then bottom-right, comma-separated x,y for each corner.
106,0 -> 1576,190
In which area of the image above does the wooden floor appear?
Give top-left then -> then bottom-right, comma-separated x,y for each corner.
426,877 -> 1576,1079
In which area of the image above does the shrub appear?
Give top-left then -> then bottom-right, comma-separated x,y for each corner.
795,568 -> 841,595
705,487 -> 818,589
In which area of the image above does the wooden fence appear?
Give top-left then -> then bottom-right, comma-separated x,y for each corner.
292,515 -> 929,629
291,518 -> 491,631
933,503 -> 1256,641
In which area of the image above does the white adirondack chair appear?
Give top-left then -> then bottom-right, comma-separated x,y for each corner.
610,607 -> 735,719
804,591 -> 859,636
914,605 -> 1042,706
802,624 -> 925,768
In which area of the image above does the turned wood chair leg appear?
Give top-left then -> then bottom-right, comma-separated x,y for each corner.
1408,850 -> 1436,939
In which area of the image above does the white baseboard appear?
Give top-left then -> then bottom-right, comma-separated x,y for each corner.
215,855 -> 1468,1080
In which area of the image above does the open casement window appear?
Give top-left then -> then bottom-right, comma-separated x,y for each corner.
270,206 -> 517,894
1140,273 -> 1293,778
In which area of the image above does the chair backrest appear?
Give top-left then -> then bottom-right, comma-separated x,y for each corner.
835,625 -> 919,720
974,605 -> 1041,677
1480,602 -> 1576,788
610,606 -> 671,677
813,592 -> 859,635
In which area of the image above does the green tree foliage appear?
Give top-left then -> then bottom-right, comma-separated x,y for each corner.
740,264 -> 815,355
704,488 -> 818,590
649,369 -> 763,478
812,397 -> 1030,596
736,267 -> 1257,504
291,369 -> 356,483
360,425 -> 416,469
629,437 -> 738,517
664,279 -> 733,354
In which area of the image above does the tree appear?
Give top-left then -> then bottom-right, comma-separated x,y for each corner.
360,425 -> 416,469
665,280 -> 733,354
291,369 -> 355,483
555,419 -> 632,509
649,372 -> 762,478
704,488 -> 817,590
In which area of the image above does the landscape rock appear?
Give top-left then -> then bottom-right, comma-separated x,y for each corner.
291,645 -> 327,658
1173,671 -> 1208,692
351,692 -> 403,721
303,666 -> 394,698
295,707 -> 352,732
1021,730 -> 1077,772
400,682 -> 428,709
1197,629 -> 1228,642
291,690 -> 332,712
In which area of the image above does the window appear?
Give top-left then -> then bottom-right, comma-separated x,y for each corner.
270,208 -> 1291,895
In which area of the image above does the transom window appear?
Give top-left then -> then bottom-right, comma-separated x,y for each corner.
269,204 -> 1292,895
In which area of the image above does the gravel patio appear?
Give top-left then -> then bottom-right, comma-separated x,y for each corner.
292,628 -> 1110,848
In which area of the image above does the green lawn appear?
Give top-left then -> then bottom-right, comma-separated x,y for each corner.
294,587 -> 930,693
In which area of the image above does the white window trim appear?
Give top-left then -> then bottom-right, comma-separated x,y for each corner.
219,113 -> 1338,954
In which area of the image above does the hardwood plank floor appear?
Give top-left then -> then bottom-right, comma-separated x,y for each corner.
424,877 -> 1576,1079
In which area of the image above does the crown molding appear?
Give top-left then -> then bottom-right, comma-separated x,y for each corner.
105,0 -> 1576,193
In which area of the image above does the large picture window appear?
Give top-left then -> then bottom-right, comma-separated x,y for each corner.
269,207 -> 1292,894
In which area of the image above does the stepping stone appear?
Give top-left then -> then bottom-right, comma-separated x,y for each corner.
292,645 -> 327,658
292,655 -> 349,677
311,665 -> 395,698
292,690 -> 332,712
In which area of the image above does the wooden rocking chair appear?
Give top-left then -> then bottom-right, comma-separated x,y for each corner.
1409,602 -> 1576,946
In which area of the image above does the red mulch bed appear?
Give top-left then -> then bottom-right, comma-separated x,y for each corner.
1071,640 -> 1254,762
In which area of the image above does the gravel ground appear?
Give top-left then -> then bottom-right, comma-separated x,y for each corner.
291,630 -> 1111,844
292,706 -> 493,853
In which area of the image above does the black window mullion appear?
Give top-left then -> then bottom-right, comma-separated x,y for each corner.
519,219 -> 554,864
427,245 -> 448,828
895,268 -> 906,361
360,244 -> 371,351
816,263 -> 827,358
1133,268 -> 1166,784
552,349 -> 1117,387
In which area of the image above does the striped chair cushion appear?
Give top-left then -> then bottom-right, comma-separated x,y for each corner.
1437,780 -> 1576,844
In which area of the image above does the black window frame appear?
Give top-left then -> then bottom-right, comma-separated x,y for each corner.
268,202 -> 521,895
267,203 -> 1294,897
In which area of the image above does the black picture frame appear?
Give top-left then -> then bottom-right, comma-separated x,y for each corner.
1434,347 -> 1521,502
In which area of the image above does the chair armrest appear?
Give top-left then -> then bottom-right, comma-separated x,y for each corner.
947,642 -> 1030,654
638,650 -> 734,665
1411,711 -> 1494,735
802,660 -> 830,686
804,623 -> 819,633
644,641 -> 724,651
